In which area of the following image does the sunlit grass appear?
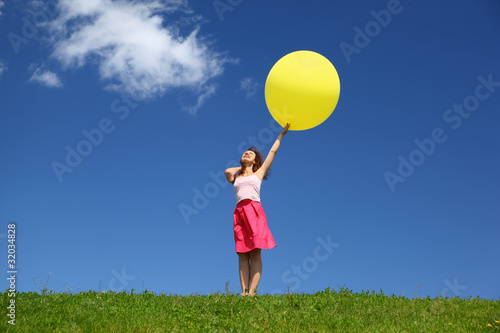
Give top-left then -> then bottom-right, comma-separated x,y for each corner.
1,281 -> 498,332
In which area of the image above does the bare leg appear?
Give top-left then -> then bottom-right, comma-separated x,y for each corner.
238,252 -> 250,295
248,248 -> 262,296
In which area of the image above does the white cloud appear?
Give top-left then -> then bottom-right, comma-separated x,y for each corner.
47,0 -> 230,112
0,1 -> 4,17
239,77 -> 259,98
182,84 -> 217,115
29,67 -> 63,88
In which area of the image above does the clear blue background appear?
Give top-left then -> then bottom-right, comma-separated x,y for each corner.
1,0 -> 499,299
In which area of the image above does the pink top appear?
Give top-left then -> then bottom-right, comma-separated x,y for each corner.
234,174 -> 261,203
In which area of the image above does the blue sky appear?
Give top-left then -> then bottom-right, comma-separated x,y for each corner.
1,0 -> 499,299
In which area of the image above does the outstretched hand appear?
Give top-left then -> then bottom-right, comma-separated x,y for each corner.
281,123 -> 290,136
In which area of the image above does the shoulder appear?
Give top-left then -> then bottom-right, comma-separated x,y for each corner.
253,173 -> 264,182
255,168 -> 268,181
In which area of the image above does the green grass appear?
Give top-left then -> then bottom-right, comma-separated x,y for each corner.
1,287 -> 498,332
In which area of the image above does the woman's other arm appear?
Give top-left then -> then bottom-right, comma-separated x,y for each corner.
224,167 -> 241,183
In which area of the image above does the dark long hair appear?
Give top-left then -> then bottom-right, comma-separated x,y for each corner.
240,146 -> 270,180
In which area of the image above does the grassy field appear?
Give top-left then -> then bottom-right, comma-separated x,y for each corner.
1,287 -> 498,332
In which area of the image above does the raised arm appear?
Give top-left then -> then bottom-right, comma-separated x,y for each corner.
224,166 -> 241,184
256,123 -> 290,180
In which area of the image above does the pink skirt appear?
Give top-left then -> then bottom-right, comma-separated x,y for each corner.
233,199 -> 276,253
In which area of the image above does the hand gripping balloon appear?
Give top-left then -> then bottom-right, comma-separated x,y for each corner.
265,50 -> 341,131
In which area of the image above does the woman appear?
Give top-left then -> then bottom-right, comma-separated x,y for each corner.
224,123 -> 290,296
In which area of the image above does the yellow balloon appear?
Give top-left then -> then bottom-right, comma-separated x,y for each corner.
265,50 -> 341,131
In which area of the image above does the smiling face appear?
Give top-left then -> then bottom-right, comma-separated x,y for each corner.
240,146 -> 269,179
240,150 -> 256,166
